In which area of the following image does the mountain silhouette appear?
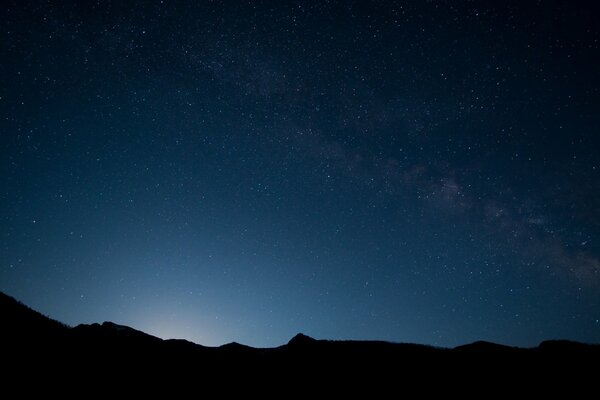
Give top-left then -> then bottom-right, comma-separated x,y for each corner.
1,291 -> 598,392
288,332 -> 318,346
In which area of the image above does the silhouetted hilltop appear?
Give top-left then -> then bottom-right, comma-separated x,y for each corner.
72,320 -> 162,344
288,332 -> 317,346
1,291 -> 598,391
1,291 -> 67,332
454,340 -> 517,353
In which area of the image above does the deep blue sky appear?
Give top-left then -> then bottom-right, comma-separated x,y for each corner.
1,0 -> 599,348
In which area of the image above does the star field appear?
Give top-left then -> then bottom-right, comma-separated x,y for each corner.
1,1 -> 599,347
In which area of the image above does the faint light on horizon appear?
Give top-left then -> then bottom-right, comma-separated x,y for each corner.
136,317 -> 217,346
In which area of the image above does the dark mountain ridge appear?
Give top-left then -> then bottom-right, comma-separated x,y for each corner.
1,291 -> 598,391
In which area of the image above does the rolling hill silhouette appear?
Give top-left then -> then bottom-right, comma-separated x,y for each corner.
1,291 -> 597,392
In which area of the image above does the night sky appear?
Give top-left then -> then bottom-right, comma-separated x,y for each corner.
1,1 -> 599,348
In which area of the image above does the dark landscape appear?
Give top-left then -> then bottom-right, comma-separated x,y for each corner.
2,290 -> 598,391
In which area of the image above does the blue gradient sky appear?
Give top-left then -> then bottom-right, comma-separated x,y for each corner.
1,0 -> 599,347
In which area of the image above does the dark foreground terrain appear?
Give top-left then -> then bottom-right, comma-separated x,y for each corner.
1,291 -> 598,393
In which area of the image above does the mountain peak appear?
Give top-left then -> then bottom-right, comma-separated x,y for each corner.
220,341 -> 249,349
288,333 -> 317,346
100,321 -> 146,334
